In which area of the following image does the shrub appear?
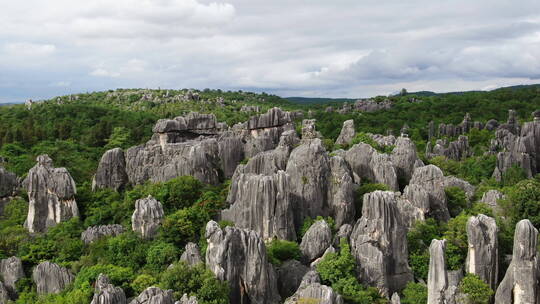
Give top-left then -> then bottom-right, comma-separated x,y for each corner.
145,242 -> 178,272
401,281 -> 428,304
445,187 -> 468,217
73,264 -> 135,297
267,239 -> 301,265
500,179 -> 540,228
459,273 -> 493,304
131,274 -> 157,295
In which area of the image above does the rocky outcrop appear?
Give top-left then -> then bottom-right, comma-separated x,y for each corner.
335,120 -> 356,146
0,282 -> 9,304
90,273 -> 127,304
131,195 -> 164,239
286,139 -> 331,228
391,136 -> 422,184
222,171 -> 296,240
180,242 -> 203,266
24,155 -> 78,233
437,113 -> 486,138
129,287 -> 175,304
344,143 -> 399,190
370,133 -> 397,147
495,219 -> 540,304
333,224 -> 353,246
427,239 -> 447,304
0,166 -> 17,198
177,294 -> 198,304
218,136 -> 245,178
301,119 -> 322,140
354,98 -> 392,112
276,260 -> 309,298
32,261 -> 74,294
480,190 -> 505,215
92,148 -> 129,191
205,221 -> 280,304
0,256 -> 24,299
407,165 -> 450,222
284,271 -> 344,304
81,224 -> 125,244
350,191 -> 412,296
327,156 -> 355,227
427,136 -> 471,160
300,220 -> 333,263
466,214 -> 498,289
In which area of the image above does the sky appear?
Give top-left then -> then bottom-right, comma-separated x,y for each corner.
1,0 -> 540,102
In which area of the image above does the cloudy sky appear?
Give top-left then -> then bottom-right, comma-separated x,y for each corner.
1,0 -> 540,102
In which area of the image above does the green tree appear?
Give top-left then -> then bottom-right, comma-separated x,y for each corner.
459,273 -> 493,304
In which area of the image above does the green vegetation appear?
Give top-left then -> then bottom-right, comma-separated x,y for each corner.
266,239 -> 301,265
458,273 -> 494,304
401,282 -> 428,304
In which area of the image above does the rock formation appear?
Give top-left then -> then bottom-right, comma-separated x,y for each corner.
205,221 -> 281,304
300,220 -> 333,263
0,282 -> 9,304
180,242 -> 203,266
495,219 -> 540,304
407,165 -> 450,222
333,224 -> 353,246
354,98 -> 392,112
32,261 -> 74,294
344,143 -> 399,190
0,165 -> 17,215
350,191 -> 412,296
301,119 -> 322,140
131,195 -> 164,239
178,294 -> 198,304
466,214 -> 498,289
391,136 -> 423,184
327,156 -> 355,227
90,273 -> 127,304
335,120 -> 356,146
480,190 -> 505,215
81,224 -> 125,244
427,239 -> 447,304
222,171 -> 296,240
284,271 -> 344,304
92,148 -> 129,191
129,287 -> 175,304
24,155 -> 79,233
276,260 -> 309,298
427,136 -> 471,160
0,256 -> 24,299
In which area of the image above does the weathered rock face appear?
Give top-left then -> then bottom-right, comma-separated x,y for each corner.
0,166 -> 17,199
301,119 -> 322,140
333,224 -> 353,246
276,260 -> 309,298
354,98 -> 392,112
370,133 -> 397,147
81,224 -> 125,244
427,136 -> 471,160
178,294 -> 198,304
218,136 -> 245,178
350,191 -> 413,296
0,256 -> 24,299
286,139 -> 331,228
180,242 -> 203,266
284,271 -> 344,304
391,293 -> 401,304
407,165 -> 450,222
427,239 -> 447,304
391,136 -> 422,184
344,143 -> 399,191
205,221 -> 281,304
335,120 -> 356,146
90,273 -> 127,304
92,148 -> 129,191
300,220 -> 333,262
466,214 -> 498,290
32,261 -> 74,295
480,190 -> 505,215
0,281 -> 10,304
222,171 -> 296,240
24,155 -> 79,233
327,156 -> 355,227
129,287 -> 175,304
495,219 -> 540,304
131,195 -> 164,239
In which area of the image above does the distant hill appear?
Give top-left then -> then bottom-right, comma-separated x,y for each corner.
285,97 -> 357,104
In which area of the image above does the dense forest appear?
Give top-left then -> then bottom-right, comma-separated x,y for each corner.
0,85 -> 539,304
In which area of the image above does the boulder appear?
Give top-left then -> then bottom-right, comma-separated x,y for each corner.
180,242 -> 203,266
129,287 -> 175,304
24,155 -> 78,233
90,273 -> 127,304
466,214 -> 498,289
300,220 -> 333,262
350,191 -> 412,296
284,271 -> 344,304
222,171 -> 296,240
495,219 -> 540,304
205,221 -> 281,304
32,261 -> 74,294
335,120 -> 356,146
0,256 -> 24,299
276,260 -> 309,298
131,195 -> 164,239
92,148 -> 128,191
81,224 -> 125,244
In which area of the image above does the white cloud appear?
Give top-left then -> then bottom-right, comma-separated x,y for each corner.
0,0 -> 539,102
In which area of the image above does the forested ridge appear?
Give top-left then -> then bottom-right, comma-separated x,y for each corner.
0,85 -> 539,304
